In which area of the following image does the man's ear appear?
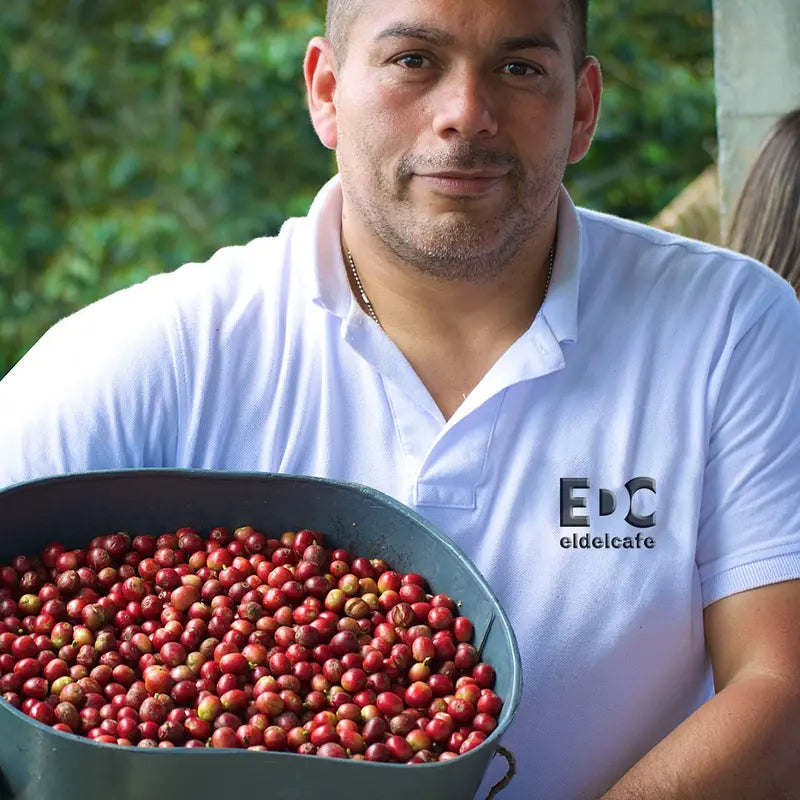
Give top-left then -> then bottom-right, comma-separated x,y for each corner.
568,57 -> 602,164
305,36 -> 339,150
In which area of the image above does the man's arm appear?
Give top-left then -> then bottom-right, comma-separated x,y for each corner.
601,579 -> 800,799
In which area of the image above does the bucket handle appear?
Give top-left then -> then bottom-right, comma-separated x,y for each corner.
476,610 -> 495,660
485,745 -> 516,799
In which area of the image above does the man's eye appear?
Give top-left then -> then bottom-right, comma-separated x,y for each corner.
501,62 -> 542,77
395,54 -> 428,69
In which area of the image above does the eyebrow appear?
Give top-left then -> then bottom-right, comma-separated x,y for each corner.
375,24 -> 456,46
500,34 -> 561,55
374,24 -> 561,55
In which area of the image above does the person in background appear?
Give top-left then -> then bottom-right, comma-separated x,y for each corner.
727,107 -> 800,293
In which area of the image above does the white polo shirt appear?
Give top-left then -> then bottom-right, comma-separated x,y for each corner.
2,176 -> 800,799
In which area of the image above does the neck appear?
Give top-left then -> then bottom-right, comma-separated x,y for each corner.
342,224 -> 557,344
341,212 -> 559,420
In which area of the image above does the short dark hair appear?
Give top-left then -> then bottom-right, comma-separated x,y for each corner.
326,0 -> 590,73
566,0 -> 589,71
324,0 -> 364,66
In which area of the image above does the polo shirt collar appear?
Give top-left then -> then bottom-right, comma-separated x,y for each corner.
303,174 -> 582,346
542,186 -> 582,344
304,175 -> 352,319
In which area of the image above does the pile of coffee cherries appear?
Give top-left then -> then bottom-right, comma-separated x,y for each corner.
0,526 -> 503,762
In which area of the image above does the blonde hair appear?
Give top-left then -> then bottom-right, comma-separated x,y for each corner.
727,108 -> 800,294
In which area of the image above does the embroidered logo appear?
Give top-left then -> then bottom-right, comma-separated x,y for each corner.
558,477 -> 657,550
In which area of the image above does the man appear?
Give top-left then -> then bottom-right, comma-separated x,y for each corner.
2,1 -> 800,797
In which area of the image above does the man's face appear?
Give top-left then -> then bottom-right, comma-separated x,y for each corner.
326,0 -> 596,281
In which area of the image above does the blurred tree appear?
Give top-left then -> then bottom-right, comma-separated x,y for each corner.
567,0 -> 716,217
0,0 -> 331,376
0,0 -> 716,378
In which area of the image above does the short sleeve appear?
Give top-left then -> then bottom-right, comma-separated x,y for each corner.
697,283 -> 800,606
0,274 -> 182,491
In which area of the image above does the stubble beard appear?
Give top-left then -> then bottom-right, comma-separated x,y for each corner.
341,143 -> 565,284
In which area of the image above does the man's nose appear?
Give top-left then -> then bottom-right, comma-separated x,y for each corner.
431,69 -> 499,140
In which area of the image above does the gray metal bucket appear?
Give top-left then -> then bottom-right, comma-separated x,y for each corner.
0,470 -> 522,800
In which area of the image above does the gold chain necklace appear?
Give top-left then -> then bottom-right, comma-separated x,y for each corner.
346,245 -> 556,330
346,249 -> 382,328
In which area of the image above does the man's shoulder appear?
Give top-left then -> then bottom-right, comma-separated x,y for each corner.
111,218 -> 309,323
575,204 -> 791,313
166,224 -> 295,292
579,204 -> 730,261
37,221 -> 303,354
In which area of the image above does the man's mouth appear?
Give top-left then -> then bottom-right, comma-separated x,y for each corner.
414,169 -> 508,196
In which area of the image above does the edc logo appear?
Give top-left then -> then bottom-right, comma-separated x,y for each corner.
559,477 -> 656,528
558,478 -> 658,552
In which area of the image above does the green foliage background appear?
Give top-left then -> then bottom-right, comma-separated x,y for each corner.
0,0 -> 716,378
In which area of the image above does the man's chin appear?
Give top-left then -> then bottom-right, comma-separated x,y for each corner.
409,229 -> 507,261
394,241 -> 514,281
